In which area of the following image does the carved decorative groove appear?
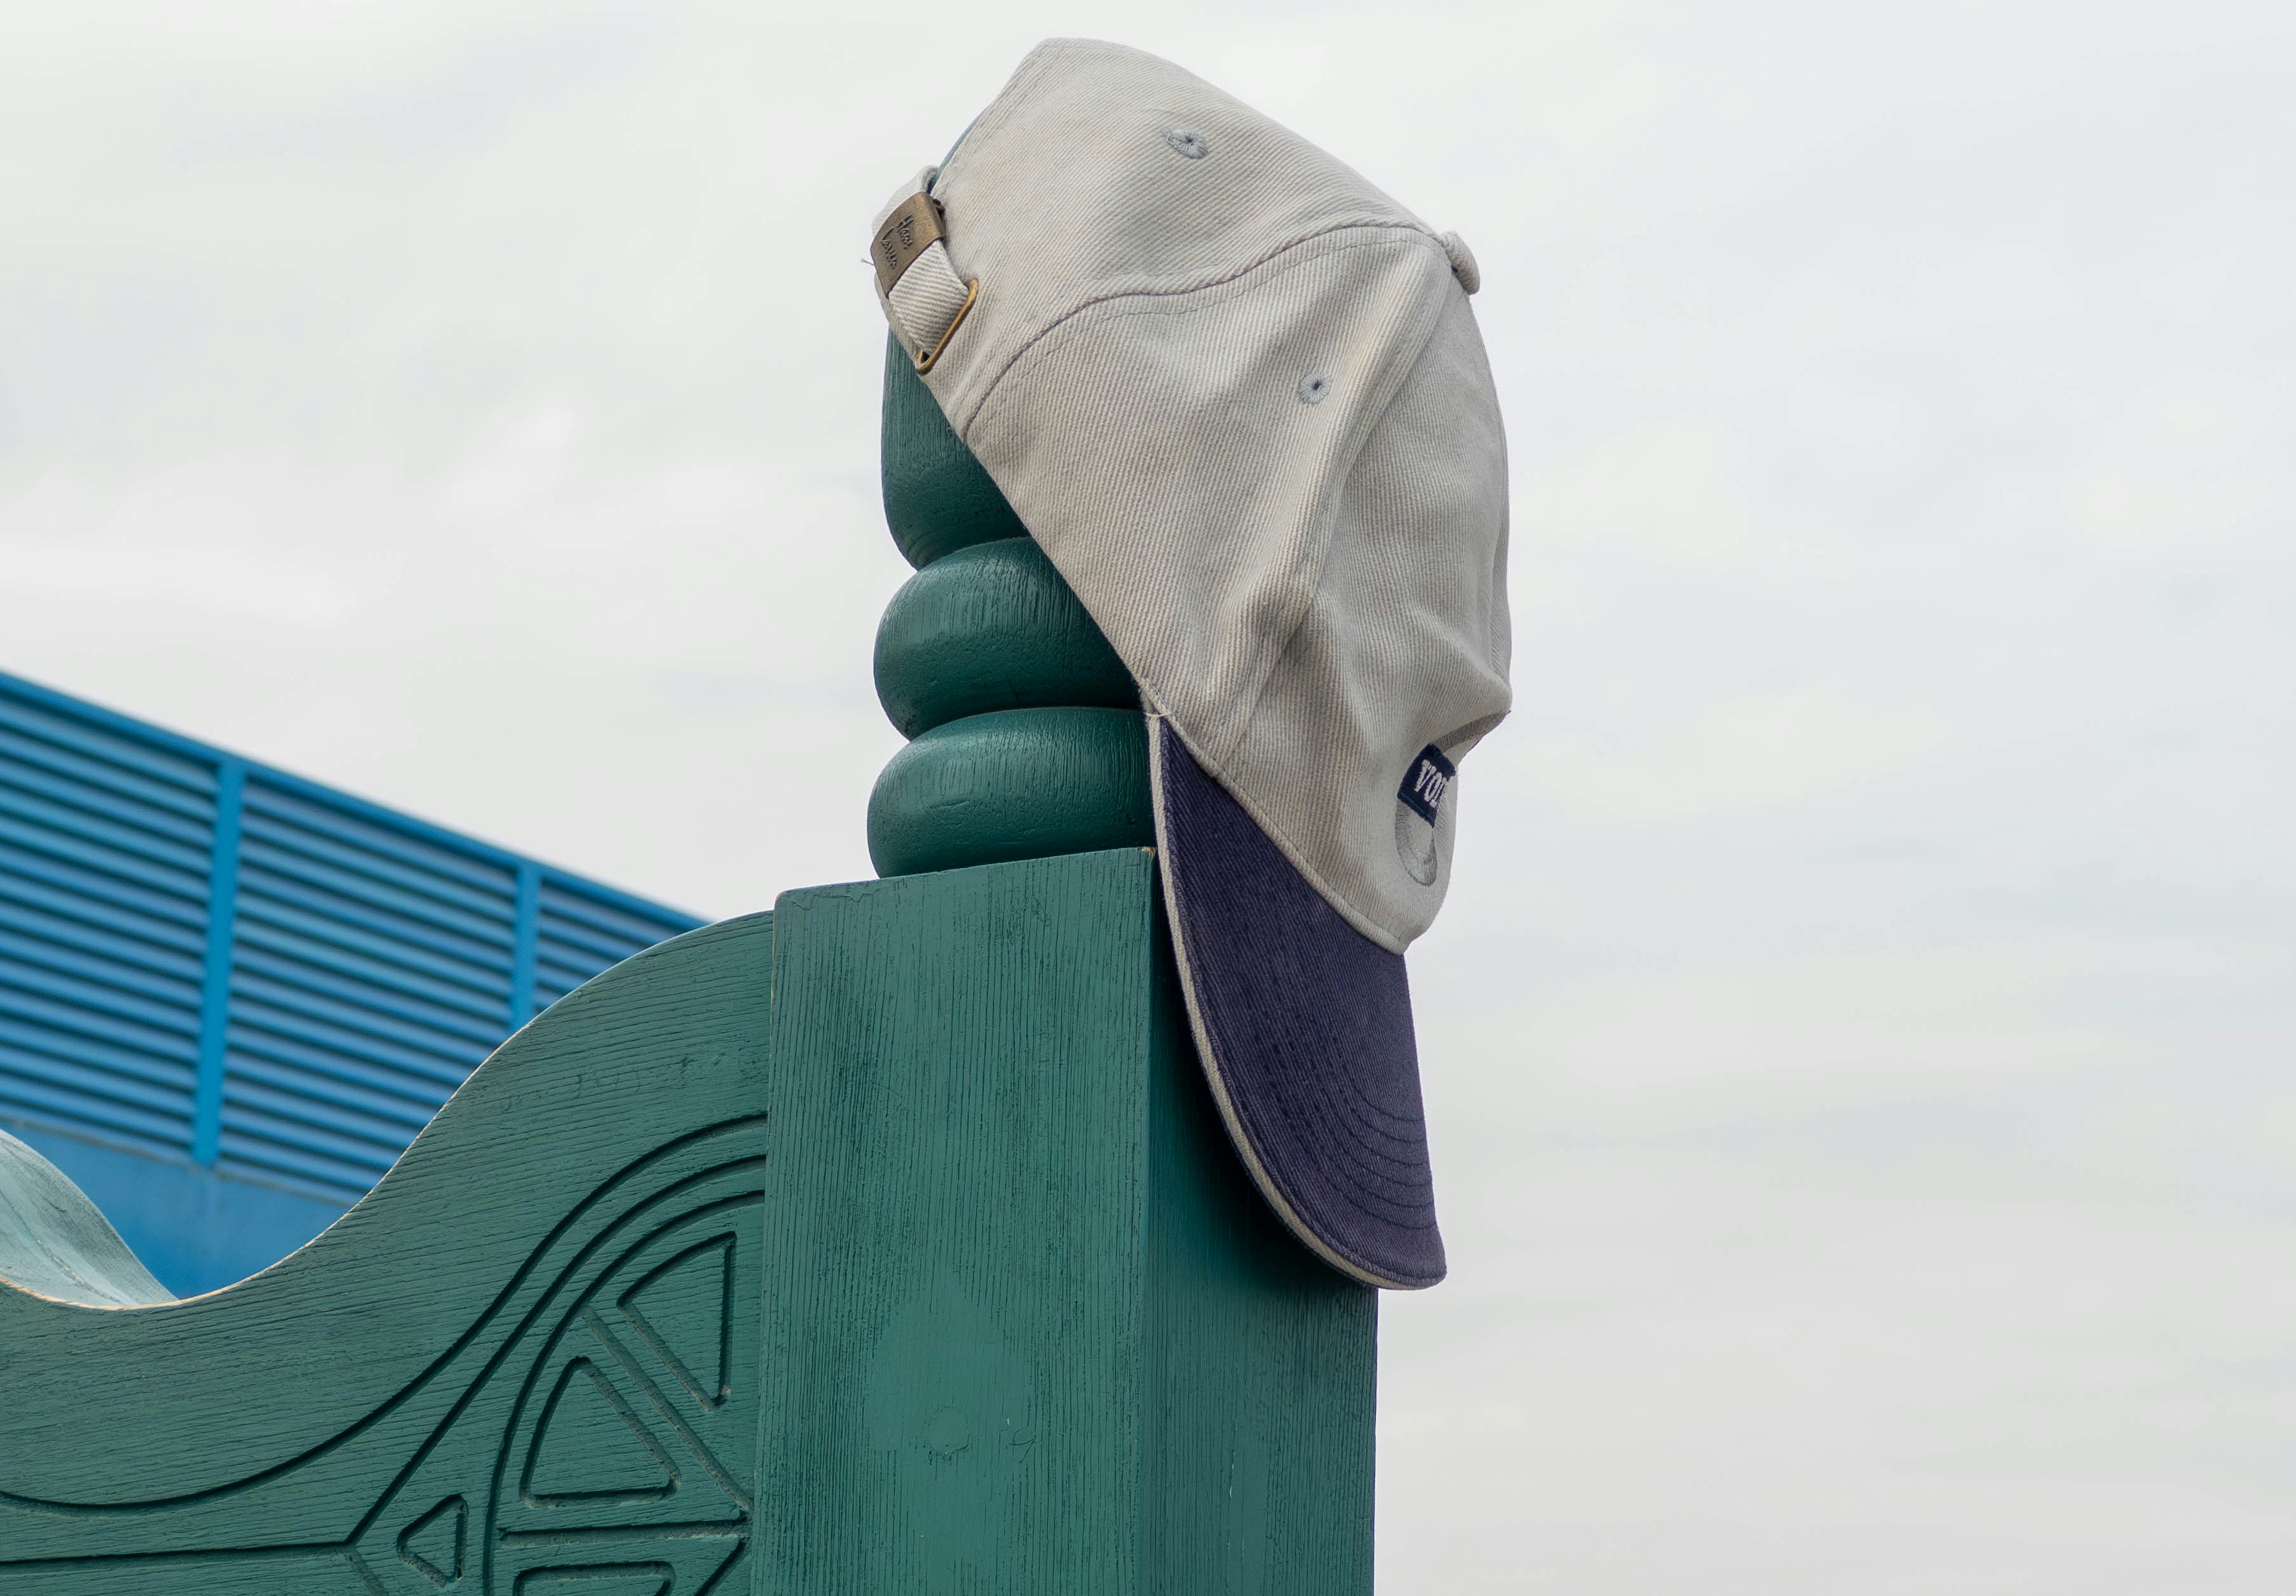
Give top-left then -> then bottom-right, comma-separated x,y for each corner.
395,1495 -> 466,1587
617,1236 -> 735,1411
353,1185 -> 762,1596
0,906 -> 775,1540
0,1130 -> 764,1593
520,1361 -> 681,1506
0,1124 -> 767,1524
2,849 -> 1380,1593
509,1563 -> 675,1595
475,1198 -> 758,1595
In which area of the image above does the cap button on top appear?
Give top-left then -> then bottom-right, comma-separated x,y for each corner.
1439,230 -> 1480,295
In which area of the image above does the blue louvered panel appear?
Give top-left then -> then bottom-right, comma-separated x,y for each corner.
532,878 -> 698,1013
0,692 -> 215,1157
0,667 -> 707,1225
219,781 -> 519,1200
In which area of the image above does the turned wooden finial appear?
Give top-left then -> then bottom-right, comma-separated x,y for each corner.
866,336 -> 1153,878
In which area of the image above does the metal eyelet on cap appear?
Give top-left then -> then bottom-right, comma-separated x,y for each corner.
1166,129 -> 1209,160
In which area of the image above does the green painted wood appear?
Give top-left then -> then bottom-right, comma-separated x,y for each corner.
0,1129 -> 173,1308
0,851 -> 1371,1592
873,328 -> 1152,881
881,334 -> 1027,568
866,707 -> 1153,879
0,912 -> 777,1594
758,846 -> 1375,1595
874,537 -> 1135,738
0,285 -> 1376,1592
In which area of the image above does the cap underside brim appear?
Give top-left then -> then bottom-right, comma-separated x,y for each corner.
1150,718 -> 1446,1291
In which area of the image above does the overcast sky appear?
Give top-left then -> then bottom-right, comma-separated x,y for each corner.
4,2 -> 2292,1589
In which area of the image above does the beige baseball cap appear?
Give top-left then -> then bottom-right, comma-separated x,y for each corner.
870,39 -> 1510,1289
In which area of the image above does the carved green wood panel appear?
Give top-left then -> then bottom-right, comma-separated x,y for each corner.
0,848 -> 1372,1594
0,911 -> 777,1594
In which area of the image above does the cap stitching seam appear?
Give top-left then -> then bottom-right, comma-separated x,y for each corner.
928,39 -> 1069,195
961,228 -> 1451,807
1211,280 -> 1460,886
950,222 -> 1446,438
1213,245 -> 1452,768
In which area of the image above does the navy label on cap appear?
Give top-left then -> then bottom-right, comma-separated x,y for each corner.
1397,744 -> 1456,824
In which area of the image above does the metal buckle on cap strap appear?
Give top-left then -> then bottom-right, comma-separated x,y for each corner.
872,189 -> 979,374
912,280 -> 978,374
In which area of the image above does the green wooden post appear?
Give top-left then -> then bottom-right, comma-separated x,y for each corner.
786,337 -> 1379,1592
758,849 -> 1373,1594
0,335 -> 1380,1595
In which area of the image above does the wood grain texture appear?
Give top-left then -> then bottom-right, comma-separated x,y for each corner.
880,333 -> 1027,569
0,1129 -> 173,1308
0,850 -> 1373,1594
0,912 -> 775,1593
866,707 -> 1153,879
758,847 -> 1373,1595
873,536 -> 1135,738
873,318 -> 1152,885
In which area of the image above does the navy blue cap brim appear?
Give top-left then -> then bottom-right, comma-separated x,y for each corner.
1149,718 -> 1445,1290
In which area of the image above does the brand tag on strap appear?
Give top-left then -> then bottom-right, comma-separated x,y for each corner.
873,192 -> 946,297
